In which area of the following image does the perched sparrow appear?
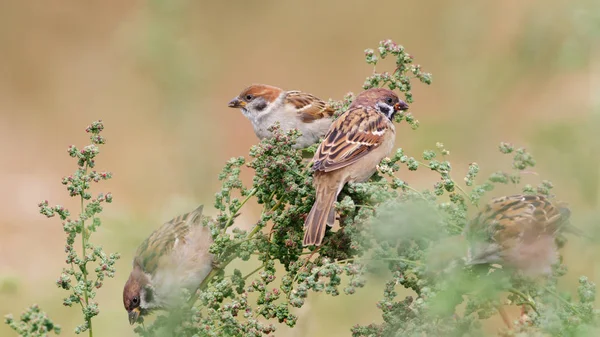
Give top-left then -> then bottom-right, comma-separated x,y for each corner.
123,205 -> 214,325
303,88 -> 409,246
466,194 -> 571,276
228,84 -> 335,149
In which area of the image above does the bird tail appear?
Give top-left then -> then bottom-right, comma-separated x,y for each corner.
555,203 -> 593,240
303,186 -> 338,246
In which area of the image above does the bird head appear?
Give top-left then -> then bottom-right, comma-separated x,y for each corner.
351,88 -> 409,120
228,84 -> 283,117
123,264 -> 152,325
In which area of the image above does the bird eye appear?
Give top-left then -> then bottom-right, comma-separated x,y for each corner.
386,97 -> 394,105
132,296 -> 139,306
245,94 -> 254,101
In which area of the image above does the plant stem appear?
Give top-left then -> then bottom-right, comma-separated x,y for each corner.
544,286 -> 579,313
224,188 -> 257,231
415,159 -> 474,206
190,216 -> 268,306
243,264 -> 265,281
81,164 -> 93,337
337,257 -> 424,266
509,288 -> 539,315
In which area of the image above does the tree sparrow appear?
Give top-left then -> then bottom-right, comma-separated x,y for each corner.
303,88 -> 409,246
123,205 -> 214,325
228,84 -> 335,149
466,194 -> 571,276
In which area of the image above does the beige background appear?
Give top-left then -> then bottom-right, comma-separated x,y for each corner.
0,0 -> 599,335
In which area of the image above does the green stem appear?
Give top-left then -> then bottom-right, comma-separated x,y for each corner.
544,286 -> 579,313
454,184 -> 472,204
224,188 -> 256,232
509,288 -> 539,315
337,257 -> 424,266
190,185 -> 281,306
403,183 -> 424,196
189,215 -> 268,306
243,264 -> 265,281
415,160 -> 474,206
80,164 -> 92,337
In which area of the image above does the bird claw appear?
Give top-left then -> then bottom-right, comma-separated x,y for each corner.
211,260 -> 223,270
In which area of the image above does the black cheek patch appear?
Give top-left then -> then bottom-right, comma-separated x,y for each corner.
144,287 -> 154,304
378,105 -> 391,115
255,101 -> 268,112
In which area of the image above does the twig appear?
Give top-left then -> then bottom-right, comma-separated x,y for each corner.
243,264 -> 265,281
224,188 -> 257,232
509,288 -> 539,315
80,162 -> 93,337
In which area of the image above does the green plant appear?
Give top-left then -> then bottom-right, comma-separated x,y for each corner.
5,121 -> 119,337
131,40 -> 599,336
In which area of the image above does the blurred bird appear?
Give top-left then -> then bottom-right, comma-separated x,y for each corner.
228,84 -> 335,149
466,194 -> 572,277
123,205 -> 214,325
303,88 -> 409,246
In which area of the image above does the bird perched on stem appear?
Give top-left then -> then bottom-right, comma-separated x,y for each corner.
228,84 -> 335,149
466,194 -> 572,277
123,205 -> 214,325
465,194 -> 574,328
303,88 -> 409,246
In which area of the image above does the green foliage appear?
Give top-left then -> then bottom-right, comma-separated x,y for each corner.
131,40 -> 599,336
5,121 -> 119,337
4,305 -> 61,336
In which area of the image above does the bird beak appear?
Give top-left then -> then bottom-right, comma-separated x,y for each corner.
228,97 -> 245,108
395,100 -> 409,111
128,307 -> 141,325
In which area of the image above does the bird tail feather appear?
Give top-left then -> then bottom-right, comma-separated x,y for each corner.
303,187 -> 337,246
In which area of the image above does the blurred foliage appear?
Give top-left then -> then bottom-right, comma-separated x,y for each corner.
5,305 -> 61,336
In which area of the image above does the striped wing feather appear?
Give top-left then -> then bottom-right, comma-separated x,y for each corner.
285,91 -> 335,123
134,205 -> 205,275
468,195 -> 569,249
312,106 -> 391,172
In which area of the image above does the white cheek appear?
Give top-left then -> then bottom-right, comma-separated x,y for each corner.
375,102 -> 394,119
139,289 -> 150,309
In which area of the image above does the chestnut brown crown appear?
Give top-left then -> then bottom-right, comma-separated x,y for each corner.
350,88 -> 409,111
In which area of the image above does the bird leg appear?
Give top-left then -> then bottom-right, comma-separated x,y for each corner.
211,259 -> 222,270
302,246 -> 322,270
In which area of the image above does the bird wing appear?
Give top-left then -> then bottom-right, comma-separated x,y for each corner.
285,91 -> 335,123
311,106 -> 393,172
466,194 -> 570,263
134,205 -> 205,275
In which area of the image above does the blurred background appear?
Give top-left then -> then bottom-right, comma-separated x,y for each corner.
0,0 -> 599,335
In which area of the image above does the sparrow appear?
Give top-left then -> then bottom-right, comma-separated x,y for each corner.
123,205 -> 214,325
466,194 -> 571,277
228,84 -> 335,149
303,88 -> 409,246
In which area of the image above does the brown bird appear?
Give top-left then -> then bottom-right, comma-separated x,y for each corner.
123,205 -> 214,325
466,194 -> 573,328
228,84 -> 335,149
303,88 -> 409,246
466,194 -> 571,276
